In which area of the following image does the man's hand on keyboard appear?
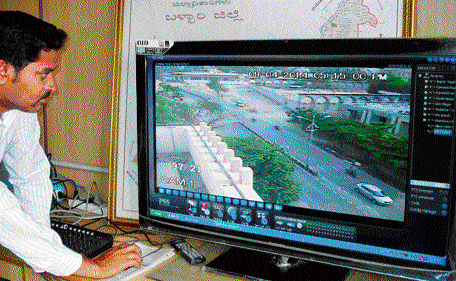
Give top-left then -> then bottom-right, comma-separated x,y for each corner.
72,243 -> 143,279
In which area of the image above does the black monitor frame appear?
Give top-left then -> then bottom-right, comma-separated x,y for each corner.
138,38 -> 456,280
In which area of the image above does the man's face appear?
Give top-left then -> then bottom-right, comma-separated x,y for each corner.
0,49 -> 59,113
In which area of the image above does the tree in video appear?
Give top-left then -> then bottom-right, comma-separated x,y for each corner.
222,136 -> 300,204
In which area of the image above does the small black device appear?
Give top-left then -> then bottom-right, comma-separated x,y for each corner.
51,219 -> 114,258
170,239 -> 206,265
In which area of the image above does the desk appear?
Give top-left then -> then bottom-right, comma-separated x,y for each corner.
0,222 -> 408,281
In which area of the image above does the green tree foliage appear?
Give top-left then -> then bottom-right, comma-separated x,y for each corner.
199,100 -> 223,113
160,83 -> 180,92
329,119 -> 408,167
286,108 -> 408,169
222,136 -> 300,204
207,77 -> 227,96
194,100 -> 224,125
156,95 -> 195,125
368,75 -> 410,95
287,108 -> 328,126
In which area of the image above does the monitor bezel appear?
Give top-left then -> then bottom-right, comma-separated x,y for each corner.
137,38 -> 456,280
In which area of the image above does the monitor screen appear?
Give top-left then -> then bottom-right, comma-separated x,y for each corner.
137,39 -> 456,280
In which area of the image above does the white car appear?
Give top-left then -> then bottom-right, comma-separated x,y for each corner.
356,183 -> 393,206
235,100 -> 245,107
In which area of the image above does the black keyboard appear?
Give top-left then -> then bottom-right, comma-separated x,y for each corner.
51,220 -> 114,258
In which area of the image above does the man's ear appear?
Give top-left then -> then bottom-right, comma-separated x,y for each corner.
0,60 -> 15,85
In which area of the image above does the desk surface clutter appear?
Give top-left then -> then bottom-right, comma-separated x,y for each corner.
0,218 -> 410,281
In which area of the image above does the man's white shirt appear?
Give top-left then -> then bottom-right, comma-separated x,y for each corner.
0,109 -> 82,276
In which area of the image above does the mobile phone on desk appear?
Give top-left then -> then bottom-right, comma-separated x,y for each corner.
170,239 -> 206,265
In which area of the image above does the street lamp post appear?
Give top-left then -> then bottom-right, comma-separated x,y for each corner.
297,114 -> 330,170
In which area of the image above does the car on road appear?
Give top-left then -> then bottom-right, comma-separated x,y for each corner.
355,183 -> 393,206
170,91 -> 184,101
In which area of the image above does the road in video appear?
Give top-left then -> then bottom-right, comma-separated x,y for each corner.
153,63 -> 412,221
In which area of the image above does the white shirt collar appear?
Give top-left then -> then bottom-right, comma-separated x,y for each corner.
0,110 -> 19,128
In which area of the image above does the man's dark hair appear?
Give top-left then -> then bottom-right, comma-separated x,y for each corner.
0,11 -> 67,74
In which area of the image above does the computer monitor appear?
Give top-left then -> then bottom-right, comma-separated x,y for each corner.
137,38 -> 456,280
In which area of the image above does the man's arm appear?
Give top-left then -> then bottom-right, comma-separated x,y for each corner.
0,189 -> 83,276
1,111 -> 142,278
2,111 -> 54,227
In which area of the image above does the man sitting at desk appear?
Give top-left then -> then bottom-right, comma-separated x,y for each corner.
0,11 -> 142,280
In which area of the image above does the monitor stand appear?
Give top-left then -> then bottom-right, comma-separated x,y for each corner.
203,247 -> 350,281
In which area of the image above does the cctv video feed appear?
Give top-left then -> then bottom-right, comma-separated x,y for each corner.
152,61 -> 411,222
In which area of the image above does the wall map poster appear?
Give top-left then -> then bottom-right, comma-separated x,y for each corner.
110,0 -> 415,221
